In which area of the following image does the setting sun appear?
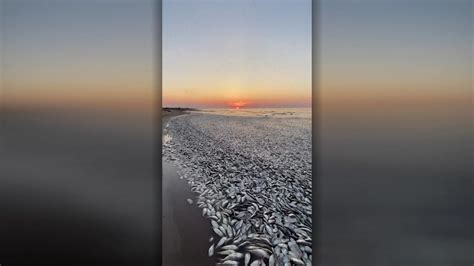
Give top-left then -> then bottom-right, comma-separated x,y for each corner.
230,100 -> 248,109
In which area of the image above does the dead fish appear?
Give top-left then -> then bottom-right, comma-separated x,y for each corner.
268,254 -> 275,266
218,250 -> 236,256
164,114 -> 313,265
218,261 -> 239,266
219,225 -> 227,236
186,198 -> 193,204
274,246 -> 281,256
213,227 -> 224,237
235,220 -> 244,230
265,225 -> 273,235
216,237 -> 228,248
208,244 -> 214,257
244,253 -> 251,266
290,257 -> 304,265
232,236 -> 243,245
226,225 -> 233,237
248,248 -> 270,259
238,240 -> 251,248
222,199 -> 229,207
221,244 -> 238,250
250,260 -> 261,266
296,239 -> 311,246
222,252 -> 243,261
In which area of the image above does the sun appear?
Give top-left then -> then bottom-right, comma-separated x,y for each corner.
230,100 -> 248,110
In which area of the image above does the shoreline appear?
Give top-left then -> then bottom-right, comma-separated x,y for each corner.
162,110 -> 216,266
162,109 -> 187,126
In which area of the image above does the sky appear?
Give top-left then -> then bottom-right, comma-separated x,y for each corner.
163,0 -> 312,108
1,0 -> 155,111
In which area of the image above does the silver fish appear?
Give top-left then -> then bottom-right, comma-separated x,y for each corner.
218,250 -> 236,256
250,260 -> 261,266
221,244 -> 238,250
290,257 -> 304,265
208,244 -> 214,257
268,254 -> 275,266
244,253 -> 251,266
222,252 -> 243,261
218,261 -> 239,265
248,248 -> 269,259
213,227 -> 224,237
216,237 -> 227,248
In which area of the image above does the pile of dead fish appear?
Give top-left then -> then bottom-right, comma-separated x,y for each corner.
163,113 -> 312,266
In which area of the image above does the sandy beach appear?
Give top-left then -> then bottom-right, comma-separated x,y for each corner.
162,109 -> 312,265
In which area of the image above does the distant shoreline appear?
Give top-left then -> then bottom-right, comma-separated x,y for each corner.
163,107 -> 199,113
162,107 -> 195,127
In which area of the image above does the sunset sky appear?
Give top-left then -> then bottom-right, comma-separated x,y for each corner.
163,0 -> 312,108
1,0 -> 471,111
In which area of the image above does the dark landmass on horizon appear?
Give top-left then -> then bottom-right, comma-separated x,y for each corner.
163,107 -> 199,112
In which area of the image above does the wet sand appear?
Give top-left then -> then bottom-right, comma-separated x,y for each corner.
162,110 -> 216,266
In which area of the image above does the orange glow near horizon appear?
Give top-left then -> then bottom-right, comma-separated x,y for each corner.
162,75 -> 312,108
230,100 -> 249,109
162,1 -> 312,109
162,93 -> 312,109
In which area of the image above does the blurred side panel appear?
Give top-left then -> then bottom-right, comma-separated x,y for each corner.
0,1 -> 157,265
317,0 -> 473,265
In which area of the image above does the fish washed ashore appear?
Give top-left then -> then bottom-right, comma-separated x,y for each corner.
163,112 -> 312,266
